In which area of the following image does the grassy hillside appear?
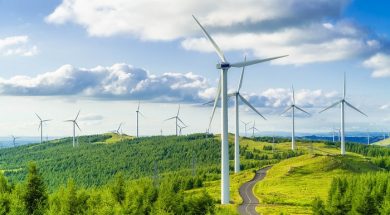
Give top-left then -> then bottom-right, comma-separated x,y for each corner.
254,153 -> 380,214
374,137 -> 390,146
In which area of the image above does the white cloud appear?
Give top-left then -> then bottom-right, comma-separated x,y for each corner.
0,36 -> 38,57
45,0 -> 387,65
0,63 -> 339,109
46,0 -> 350,40
380,104 -> 390,110
363,53 -> 390,78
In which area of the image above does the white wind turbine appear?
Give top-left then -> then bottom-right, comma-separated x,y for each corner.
11,135 -> 19,147
35,113 -> 51,144
228,59 -> 266,173
319,73 -> 367,155
135,102 -> 144,138
241,121 -> 251,137
192,15 -> 287,204
178,124 -> 188,136
248,121 -> 260,138
281,86 -> 310,150
164,105 -> 186,136
65,111 -> 81,147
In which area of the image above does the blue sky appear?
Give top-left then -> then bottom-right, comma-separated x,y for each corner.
0,0 -> 389,137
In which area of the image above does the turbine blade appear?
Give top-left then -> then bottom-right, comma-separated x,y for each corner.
192,15 -> 226,62
343,72 -> 346,100
202,99 -> 217,106
35,113 -> 42,121
38,123 -> 41,131
345,101 -> 368,117
177,117 -> 186,127
237,56 -> 246,92
230,55 -> 288,68
239,94 -> 266,120
75,110 -> 80,121
319,100 -> 341,114
137,101 -> 140,112
281,106 -> 293,115
292,85 -> 295,105
164,116 -> 176,121
75,122 -> 81,131
228,92 -> 236,97
64,120 -> 73,122
208,75 -> 221,129
138,111 -> 145,118
177,104 -> 181,117
295,105 -> 310,116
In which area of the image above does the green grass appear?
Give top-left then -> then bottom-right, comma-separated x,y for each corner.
374,138 -> 390,146
254,153 -> 380,214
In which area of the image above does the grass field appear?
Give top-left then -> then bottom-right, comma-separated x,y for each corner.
374,137 -> 390,146
254,152 -> 380,214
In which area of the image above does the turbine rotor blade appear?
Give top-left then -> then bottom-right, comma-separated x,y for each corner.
192,15 -> 226,62
281,106 -> 293,115
208,75 -> 222,129
237,56 -> 246,92
75,110 -> 80,121
292,85 -> 295,105
177,104 -> 181,117
345,101 -> 368,117
343,72 -> 346,100
137,101 -> 140,112
295,105 -> 310,116
177,117 -> 186,127
239,94 -> 266,120
164,116 -> 176,121
35,113 -> 42,121
319,100 -> 341,114
75,122 -> 81,131
230,55 -> 288,68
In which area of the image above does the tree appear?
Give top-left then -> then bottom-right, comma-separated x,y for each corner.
312,197 -> 327,215
24,162 -> 48,215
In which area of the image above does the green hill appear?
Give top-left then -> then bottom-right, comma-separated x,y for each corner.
254,153 -> 380,214
374,138 -> 390,146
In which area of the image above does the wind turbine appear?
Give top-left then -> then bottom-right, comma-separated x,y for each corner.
248,121 -> 260,138
192,15 -> 287,204
228,59 -> 266,173
281,86 -> 310,150
135,102 -> 144,138
241,121 -> 250,137
65,111 -> 81,147
35,113 -> 51,144
11,135 -> 19,147
115,122 -> 123,135
164,105 -> 186,136
319,73 -> 367,155
178,124 -> 188,135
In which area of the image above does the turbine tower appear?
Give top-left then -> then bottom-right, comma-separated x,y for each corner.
281,86 -> 310,150
164,105 -> 186,136
192,15 -> 287,204
135,102 -> 144,138
35,113 -> 51,144
319,73 -> 367,155
229,59 -> 266,173
11,135 -> 19,147
65,111 -> 81,147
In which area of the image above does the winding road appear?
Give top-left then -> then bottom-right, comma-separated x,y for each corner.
238,166 -> 272,215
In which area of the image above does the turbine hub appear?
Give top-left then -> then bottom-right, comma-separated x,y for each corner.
216,62 -> 230,69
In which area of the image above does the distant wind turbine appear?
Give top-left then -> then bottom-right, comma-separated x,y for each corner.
35,113 -> 51,144
248,121 -> 260,138
281,86 -> 310,150
178,124 -> 188,136
136,102 -> 144,138
192,15 -> 287,204
65,111 -> 81,147
319,73 -> 367,155
11,135 -> 19,147
164,105 -> 186,136
241,121 -> 250,137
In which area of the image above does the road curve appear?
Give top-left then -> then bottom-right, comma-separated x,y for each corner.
238,166 -> 272,215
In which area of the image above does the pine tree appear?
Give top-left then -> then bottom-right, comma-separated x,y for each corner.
24,162 -> 48,215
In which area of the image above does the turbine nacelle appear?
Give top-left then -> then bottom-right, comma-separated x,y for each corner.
216,63 -> 230,70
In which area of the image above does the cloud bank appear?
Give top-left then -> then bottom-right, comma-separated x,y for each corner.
0,63 -> 339,109
363,53 -> 390,78
45,0 -> 387,67
0,36 -> 38,57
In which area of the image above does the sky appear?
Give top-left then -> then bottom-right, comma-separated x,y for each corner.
0,0 -> 390,137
